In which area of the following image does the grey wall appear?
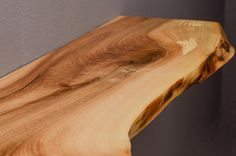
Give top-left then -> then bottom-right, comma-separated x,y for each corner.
1,0 -> 234,156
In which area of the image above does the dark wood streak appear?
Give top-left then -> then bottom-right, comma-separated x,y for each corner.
221,40 -> 230,53
129,78 -> 185,137
195,39 -> 231,83
134,97 -> 163,130
162,79 -> 184,104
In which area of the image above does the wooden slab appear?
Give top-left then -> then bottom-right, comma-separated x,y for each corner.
0,16 -> 234,156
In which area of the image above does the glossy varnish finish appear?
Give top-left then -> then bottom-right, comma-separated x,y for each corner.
0,16 -> 234,156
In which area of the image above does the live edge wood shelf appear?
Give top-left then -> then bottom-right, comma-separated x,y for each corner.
0,16 -> 234,156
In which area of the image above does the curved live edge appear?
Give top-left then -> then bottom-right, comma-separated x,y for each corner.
0,16 -> 234,156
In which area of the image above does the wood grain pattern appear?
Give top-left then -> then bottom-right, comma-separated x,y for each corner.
0,16 -> 234,156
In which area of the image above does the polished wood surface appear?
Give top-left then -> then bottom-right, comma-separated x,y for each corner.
0,16 -> 234,156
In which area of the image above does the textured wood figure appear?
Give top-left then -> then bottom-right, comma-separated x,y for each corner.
0,16 -> 234,156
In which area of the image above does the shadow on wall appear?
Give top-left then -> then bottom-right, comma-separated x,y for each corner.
122,0 -> 223,21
